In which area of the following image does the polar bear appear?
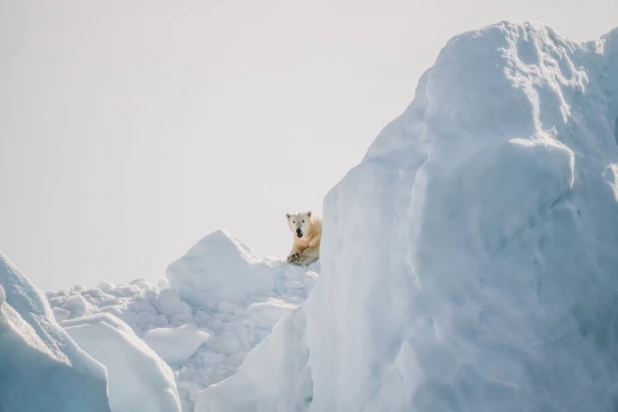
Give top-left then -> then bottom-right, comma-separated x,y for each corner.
286,211 -> 322,265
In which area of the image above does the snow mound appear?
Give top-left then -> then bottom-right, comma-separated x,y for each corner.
0,252 -> 111,412
167,230 -> 311,309
196,22 -> 618,412
144,325 -> 210,364
63,294 -> 92,318
63,313 -> 182,412
46,230 -> 319,411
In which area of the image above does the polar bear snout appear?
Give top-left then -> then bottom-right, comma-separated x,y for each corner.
296,228 -> 303,238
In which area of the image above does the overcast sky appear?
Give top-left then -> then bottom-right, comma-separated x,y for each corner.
1,0 -> 616,290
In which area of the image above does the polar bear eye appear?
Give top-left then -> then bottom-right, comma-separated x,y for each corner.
292,221 -> 295,223
302,220 -> 305,223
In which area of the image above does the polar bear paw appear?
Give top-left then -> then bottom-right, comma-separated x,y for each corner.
288,252 -> 316,266
287,252 -> 301,264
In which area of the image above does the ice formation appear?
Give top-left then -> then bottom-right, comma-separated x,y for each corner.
47,230 -> 319,410
63,313 -> 182,412
195,22 -> 618,412
0,252 -> 111,412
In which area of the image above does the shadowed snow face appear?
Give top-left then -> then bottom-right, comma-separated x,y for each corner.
286,211 -> 312,239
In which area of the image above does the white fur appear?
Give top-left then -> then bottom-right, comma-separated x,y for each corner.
285,211 -> 322,265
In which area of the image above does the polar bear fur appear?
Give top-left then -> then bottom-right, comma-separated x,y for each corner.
285,211 -> 322,265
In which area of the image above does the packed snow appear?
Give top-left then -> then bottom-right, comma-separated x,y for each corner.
0,252 -> 111,412
46,229 -> 319,410
195,21 -> 618,412
63,313 -> 182,412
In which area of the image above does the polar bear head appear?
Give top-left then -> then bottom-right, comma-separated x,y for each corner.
286,211 -> 312,239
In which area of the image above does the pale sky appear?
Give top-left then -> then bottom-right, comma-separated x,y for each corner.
1,0 -> 616,291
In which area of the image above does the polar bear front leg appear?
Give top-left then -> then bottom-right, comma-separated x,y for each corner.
287,246 -> 304,263
294,246 -> 319,265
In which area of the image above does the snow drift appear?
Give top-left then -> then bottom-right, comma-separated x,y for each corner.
0,252 -> 111,412
63,313 -> 182,412
46,229 -> 319,411
196,22 -> 618,412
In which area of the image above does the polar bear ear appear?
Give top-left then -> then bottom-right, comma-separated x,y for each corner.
307,211 -> 312,217
285,213 -> 291,219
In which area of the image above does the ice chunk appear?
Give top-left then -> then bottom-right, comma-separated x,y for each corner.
63,313 -> 182,412
195,308 -> 312,412
143,325 -> 210,364
52,306 -> 71,322
0,252 -> 111,412
63,294 -> 92,318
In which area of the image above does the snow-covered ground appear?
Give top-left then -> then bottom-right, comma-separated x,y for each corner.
194,21 -> 618,412
46,230 -> 319,411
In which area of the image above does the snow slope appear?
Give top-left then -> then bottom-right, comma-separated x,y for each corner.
63,313 -> 182,412
46,229 -> 319,411
0,252 -> 111,412
195,22 -> 618,412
